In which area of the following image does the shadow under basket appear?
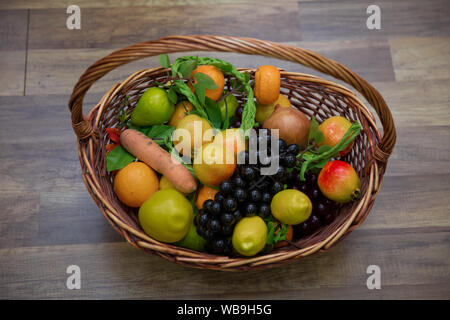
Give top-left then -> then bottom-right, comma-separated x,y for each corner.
68,35 -> 396,271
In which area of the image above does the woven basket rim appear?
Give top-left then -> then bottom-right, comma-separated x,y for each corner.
69,35 -> 396,271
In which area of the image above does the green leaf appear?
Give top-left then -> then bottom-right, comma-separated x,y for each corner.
145,125 -> 175,139
317,145 -> 332,154
167,86 -> 177,105
243,71 -> 250,84
299,122 -> 361,180
178,59 -> 198,78
308,116 -> 325,144
106,146 -> 135,172
193,83 -> 206,106
221,98 -> 230,130
205,98 -> 222,129
159,54 -> 170,69
172,80 -> 208,119
266,222 -> 289,245
194,72 -> 218,90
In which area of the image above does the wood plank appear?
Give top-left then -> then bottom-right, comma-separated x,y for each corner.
362,174 -> 450,230
0,10 -> 27,96
28,3 -> 301,50
298,0 -> 450,41
385,125 -> 450,177
0,10 -> 28,50
0,50 -> 26,96
370,79 -> 450,127
0,192 -> 40,248
0,0 -> 293,10
26,37 -> 395,96
0,229 -> 448,299
0,95 -> 98,192
390,37 -> 450,81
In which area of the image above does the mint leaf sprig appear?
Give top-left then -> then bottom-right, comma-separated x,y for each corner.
297,117 -> 362,181
266,222 -> 289,246
159,55 -> 256,131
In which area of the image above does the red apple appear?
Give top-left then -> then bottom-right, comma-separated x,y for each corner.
318,160 -> 361,203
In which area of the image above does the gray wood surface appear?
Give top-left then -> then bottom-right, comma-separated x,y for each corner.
0,0 -> 449,299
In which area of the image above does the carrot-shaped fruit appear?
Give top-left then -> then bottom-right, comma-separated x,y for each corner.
120,129 -> 197,194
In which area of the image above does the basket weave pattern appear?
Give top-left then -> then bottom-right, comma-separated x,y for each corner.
69,36 -> 396,271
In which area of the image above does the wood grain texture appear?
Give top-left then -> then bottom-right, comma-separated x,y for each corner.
368,79 -> 450,127
28,3 -> 301,50
0,10 -> 28,50
298,0 -> 450,41
0,230 -> 448,299
26,38 -> 395,96
0,0 -> 296,10
390,37 -> 450,81
1,0 -> 449,300
0,50 -> 26,96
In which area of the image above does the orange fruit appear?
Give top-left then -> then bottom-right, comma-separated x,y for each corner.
254,65 -> 281,105
273,224 -> 293,248
168,101 -> 193,127
195,185 -> 219,209
188,65 -> 225,101
114,162 -> 159,207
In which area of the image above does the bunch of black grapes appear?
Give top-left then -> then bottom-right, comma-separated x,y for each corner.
195,129 -> 300,255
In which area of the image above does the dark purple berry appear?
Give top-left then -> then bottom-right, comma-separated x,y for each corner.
219,180 -> 233,194
315,202 -> 329,217
223,197 -> 237,212
210,201 -> 222,216
214,192 -> 225,204
258,204 -> 271,218
207,219 -> 221,233
249,189 -> 262,202
308,215 -> 321,231
220,213 -> 236,226
232,176 -> 246,188
203,199 -> 214,213
212,238 -> 226,254
261,192 -> 272,203
271,181 -> 284,194
244,203 -> 257,216
233,209 -> 243,221
321,213 -> 335,225
241,166 -> 255,181
234,188 -> 247,202
286,144 -> 299,155
220,224 -> 234,236
283,154 -> 296,168
310,188 -> 322,201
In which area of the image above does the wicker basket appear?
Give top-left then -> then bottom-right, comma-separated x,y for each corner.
68,35 -> 396,271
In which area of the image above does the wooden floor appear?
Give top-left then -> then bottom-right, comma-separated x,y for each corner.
0,0 -> 449,299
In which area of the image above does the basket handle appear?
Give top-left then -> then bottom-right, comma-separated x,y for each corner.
69,35 -> 396,164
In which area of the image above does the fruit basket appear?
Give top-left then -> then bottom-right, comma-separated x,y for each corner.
69,35 -> 396,271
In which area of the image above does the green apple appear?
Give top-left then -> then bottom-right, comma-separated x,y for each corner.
131,87 -> 174,126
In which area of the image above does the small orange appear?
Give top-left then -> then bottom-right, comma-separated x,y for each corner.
114,162 -> 159,207
195,185 -> 218,209
254,65 -> 281,105
273,223 -> 293,248
188,65 -> 225,101
168,101 -> 193,127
